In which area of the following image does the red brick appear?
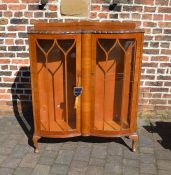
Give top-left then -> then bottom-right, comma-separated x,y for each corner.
152,29 -> 162,34
92,0 -> 107,3
142,62 -> 158,67
145,81 -> 163,86
165,15 -> 171,20
141,75 -> 155,80
9,66 -> 17,71
14,12 -> 23,17
0,89 -> 6,93
139,99 -> 149,104
160,43 -> 170,48
8,5 -> 26,10
144,42 -> 149,48
149,99 -> 167,105
48,5 -> 58,11
2,0 -> 19,2
45,12 -> 57,18
143,93 -> 152,98
98,13 -> 108,18
91,5 -> 101,11
158,22 -> 171,28
3,11 -> 12,17
158,7 -> 171,13
15,39 -> 24,45
5,39 -> 14,45
135,0 -> 154,5
0,59 -> 10,64
160,63 -> 171,67
143,22 -> 157,27
119,13 -> 130,19
123,6 -> 143,12
157,69 -> 165,74
144,7 -> 156,12
142,14 -> 152,20
150,42 -> 159,48
164,29 -> 171,34
157,75 -> 171,80
153,14 -> 163,20
163,94 -> 171,98
24,12 -> 33,18
142,56 -> 149,61
144,35 -> 153,41
141,69 -> 145,74
0,4 -> 7,10
1,65 -> 8,70
146,69 -> 155,74
5,33 -> 16,38
155,0 -> 169,6
22,0 -> 39,2
140,87 -> 151,92
161,49 -> 171,55
7,26 -> 26,31
151,56 -> 169,61
164,82 -> 171,86
30,19 -> 48,24
11,59 -> 28,64
150,87 -> 169,92
144,28 -> 151,34
0,94 -> 11,99
143,49 -> 159,55
152,94 -> 162,98
155,36 -> 171,41
154,105 -> 171,110
0,18 -> 8,25
3,77 -> 15,82
131,13 -> 141,19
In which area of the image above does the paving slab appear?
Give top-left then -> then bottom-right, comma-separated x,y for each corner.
0,117 -> 171,174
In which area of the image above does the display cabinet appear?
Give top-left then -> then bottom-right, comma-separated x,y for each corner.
28,21 -> 144,152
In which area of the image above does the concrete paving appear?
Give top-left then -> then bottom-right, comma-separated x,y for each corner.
0,116 -> 171,175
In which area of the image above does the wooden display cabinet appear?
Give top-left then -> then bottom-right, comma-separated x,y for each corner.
28,21 -> 144,152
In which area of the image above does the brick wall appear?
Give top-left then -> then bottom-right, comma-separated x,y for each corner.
0,0 -> 171,118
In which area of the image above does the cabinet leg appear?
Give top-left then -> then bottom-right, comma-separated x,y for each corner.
129,133 -> 138,152
33,135 -> 40,153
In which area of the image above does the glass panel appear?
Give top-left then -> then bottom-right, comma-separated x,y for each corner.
36,39 -> 54,131
98,39 -> 116,52
113,43 -> 124,128
36,44 -> 46,64
119,39 -> 135,51
37,39 -> 54,53
35,39 -> 77,131
67,47 -> 76,129
58,39 -> 75,52
94,38 -> 135,131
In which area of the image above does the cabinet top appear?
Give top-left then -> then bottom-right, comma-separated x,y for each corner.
28,21 -> 144,34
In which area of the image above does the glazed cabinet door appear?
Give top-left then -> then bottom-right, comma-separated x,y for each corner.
30,34 -> 81,136
91,34 -> 142,136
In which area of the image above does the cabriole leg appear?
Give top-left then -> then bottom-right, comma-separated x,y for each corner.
129,133 -> 138,152
33,135 -> 40,153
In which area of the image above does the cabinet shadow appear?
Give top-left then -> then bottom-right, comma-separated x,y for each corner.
144,121 -> 171,150
40,136 -> 131,150
11,66 -> 34,148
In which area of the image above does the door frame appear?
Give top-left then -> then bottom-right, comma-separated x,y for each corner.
29,34 -> 82,138
90,33 -> 143,137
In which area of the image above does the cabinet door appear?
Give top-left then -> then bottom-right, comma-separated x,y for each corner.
31,34 -> 81,135
91,34 -> 141,135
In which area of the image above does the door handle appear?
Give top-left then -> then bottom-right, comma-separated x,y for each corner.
74,75 -> 82,109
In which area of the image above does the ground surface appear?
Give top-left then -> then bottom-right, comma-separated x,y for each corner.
0,116 -> 171,175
